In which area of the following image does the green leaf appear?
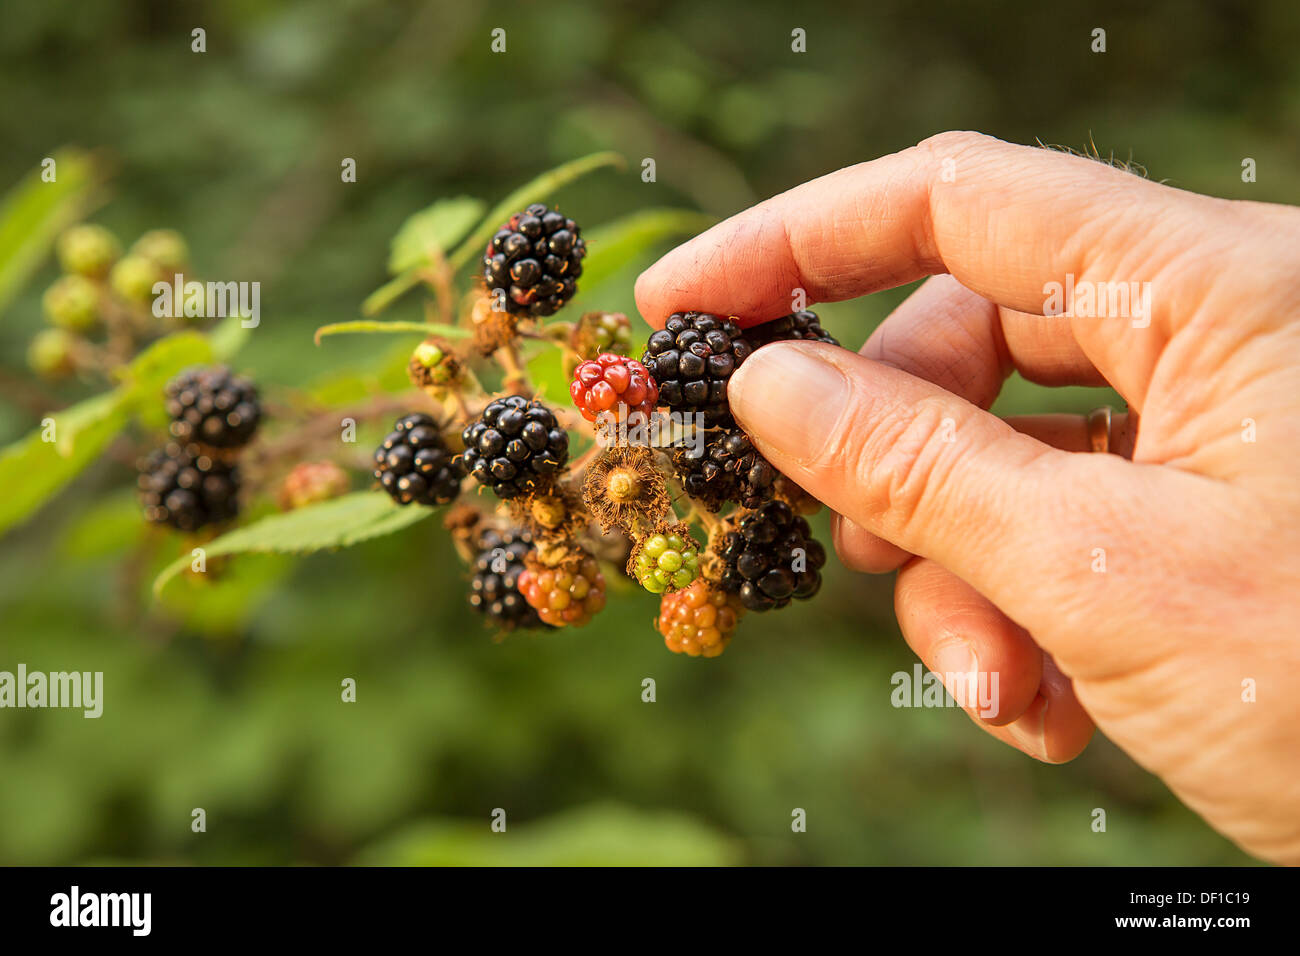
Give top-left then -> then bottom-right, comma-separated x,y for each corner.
578,208 -> 716,289
152,492 -> 435,595
0,148 -> 99,317
314,320 -> 471,345
209,311 -> 253,361
0,390 -> 130,537
362,151 -> 625,316
387,196 -> 486,274
118,331 -> 214,404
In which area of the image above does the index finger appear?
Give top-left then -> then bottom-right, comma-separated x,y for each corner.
634,131 -> 1242,340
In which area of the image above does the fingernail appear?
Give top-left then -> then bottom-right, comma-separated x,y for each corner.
1011,694 -> 1051,759
728,343 -> 850,462
930,642 -> 981,709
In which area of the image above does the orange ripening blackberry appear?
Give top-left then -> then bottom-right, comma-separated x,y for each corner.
656,580 -> 743,658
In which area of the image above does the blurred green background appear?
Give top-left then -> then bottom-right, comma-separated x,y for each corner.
2,0 -> 1296,865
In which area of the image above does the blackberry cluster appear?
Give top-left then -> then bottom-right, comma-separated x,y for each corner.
482,203 -> 586,318
717,500 -> 826,612
470,528 -> 543,629
137,443 -> 240,532
461,396 -> 568,500
642,312 -> 752,425
672,427 -> 776,510
373,413 -> 464,506
165,366 -> 262,449
742,309 -> 840,349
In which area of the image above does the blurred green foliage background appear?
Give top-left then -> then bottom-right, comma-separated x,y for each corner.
2,0 -> 1296,865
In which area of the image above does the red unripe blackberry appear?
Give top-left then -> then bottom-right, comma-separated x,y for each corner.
569,353 -> 659,424
642,312 -> 752,425
461,396 -> 568,500
656,580 -> 743,658
470,528 -> 543,629
165,366 -> 262,449
374,412 -> 464,506
137,442 -> 240,532
716,500 -> 826,612
742,309 -> 840,348
280,460 -> 351,511
517,554 -> 607,627
672,426 -> 776,510
482,203 -> 586,317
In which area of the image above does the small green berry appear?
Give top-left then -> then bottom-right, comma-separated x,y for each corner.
657,550 -> 683,573
110,254 -> 161,304
643,534 -> 668,559
56,224 -> 121,279
42,275 -> 100,331
670,568 -> 695,589
131,229 -> 188,274
27,328 -> 76,378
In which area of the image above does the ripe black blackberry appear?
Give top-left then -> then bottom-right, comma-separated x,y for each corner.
137,442 -> 240,532
642,312 -> 752,425
374,412 -> 464,506
672,427 -> 776,511
716,500 -> 825,612
742,309 -> 840,349
165,366 -> 262,449
469,528 -> 543,629
461,396 -> 568,500
482,203 -> 586,318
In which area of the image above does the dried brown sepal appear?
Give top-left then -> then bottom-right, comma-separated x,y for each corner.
470,291 -> 518,356
506,483 -> 587,544
582,445 -> 671,535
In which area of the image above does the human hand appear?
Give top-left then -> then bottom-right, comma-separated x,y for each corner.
635,131 -> 1300,864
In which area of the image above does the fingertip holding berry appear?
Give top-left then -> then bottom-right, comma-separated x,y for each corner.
374,412 -> 464,507
482,203 -> 586,318
630,525 -> 702,594
656,579 -> 744,658
569,353 -> 659,425
461,396 -> 569,500
518,553 -> 607,627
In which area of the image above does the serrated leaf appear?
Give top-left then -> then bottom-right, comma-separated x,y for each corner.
314,320 -> 471,345
152,492 -> 435,595
0,148 -> 99,317
0,390 -> 130,537
578,208 -> 716,289
362,151 -> 624,316
388,196 -> 486,274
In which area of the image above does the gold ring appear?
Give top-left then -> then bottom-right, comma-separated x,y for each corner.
1087,406 -> 1112,454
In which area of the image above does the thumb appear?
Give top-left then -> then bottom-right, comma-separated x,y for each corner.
727,342 -> 1175,673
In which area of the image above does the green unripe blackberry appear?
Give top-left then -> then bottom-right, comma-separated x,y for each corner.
110,254 -> 162,304
131,229 -> 189,274
42,275 -> 100,331
573,311 -> 633,358
137,442 -> 240,532
56,224 -> 121,279
27,328 -> 76,379
633,531 -> 701,593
